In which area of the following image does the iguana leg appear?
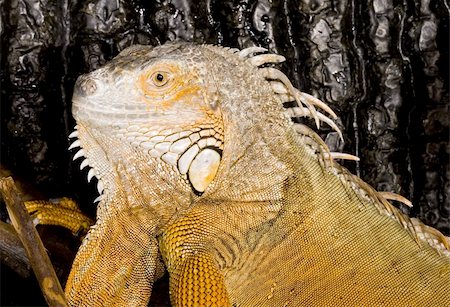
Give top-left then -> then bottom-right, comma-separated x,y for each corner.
159,213 -> 231,306
25,197 -> 93,236
65,205 -> 164,306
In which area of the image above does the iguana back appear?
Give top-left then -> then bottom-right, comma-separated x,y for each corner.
160,126 -> 449,306
66,43 -> 449,306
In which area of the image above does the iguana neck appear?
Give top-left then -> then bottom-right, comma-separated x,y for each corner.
75,123 -> 194,226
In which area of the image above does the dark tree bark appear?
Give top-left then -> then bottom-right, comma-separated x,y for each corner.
1,0 -> 449,304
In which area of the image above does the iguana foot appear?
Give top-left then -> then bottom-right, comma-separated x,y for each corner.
25,197 -> 93,237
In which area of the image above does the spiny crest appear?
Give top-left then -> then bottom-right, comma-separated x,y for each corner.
68,128 -> 105,204
236,45 -> 449,256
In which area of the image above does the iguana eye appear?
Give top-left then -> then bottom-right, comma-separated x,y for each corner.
151,71 -> 170,87
137,64 -> 186,98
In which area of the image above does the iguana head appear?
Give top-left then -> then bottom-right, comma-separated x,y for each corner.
70,43 -> 292,210
72,44 -> 228,199
70,42 -> 340,213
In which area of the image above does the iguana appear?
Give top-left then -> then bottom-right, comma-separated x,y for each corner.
64,42 -> 449,306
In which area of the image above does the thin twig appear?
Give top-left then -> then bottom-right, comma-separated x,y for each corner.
0,177 -> 68,307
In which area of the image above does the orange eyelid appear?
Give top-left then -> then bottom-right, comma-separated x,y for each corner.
137,65 -> 204,110
138,64 -> 180,95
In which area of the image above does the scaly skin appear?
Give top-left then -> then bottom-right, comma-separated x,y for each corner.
66,43 -> 450,306
25,198 -> 93,235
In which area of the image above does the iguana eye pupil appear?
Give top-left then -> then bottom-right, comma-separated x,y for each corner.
151,71 -> 169,87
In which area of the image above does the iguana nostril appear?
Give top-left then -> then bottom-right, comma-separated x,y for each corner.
75,75 -> 98,97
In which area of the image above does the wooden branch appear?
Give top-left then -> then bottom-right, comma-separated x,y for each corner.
0,221 -> 31,278
0,177 -> 68,307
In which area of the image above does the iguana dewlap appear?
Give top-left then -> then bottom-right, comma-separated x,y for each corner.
66,43 -> 450,306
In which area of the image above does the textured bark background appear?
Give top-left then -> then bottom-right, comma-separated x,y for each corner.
1,0 -> 449,305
